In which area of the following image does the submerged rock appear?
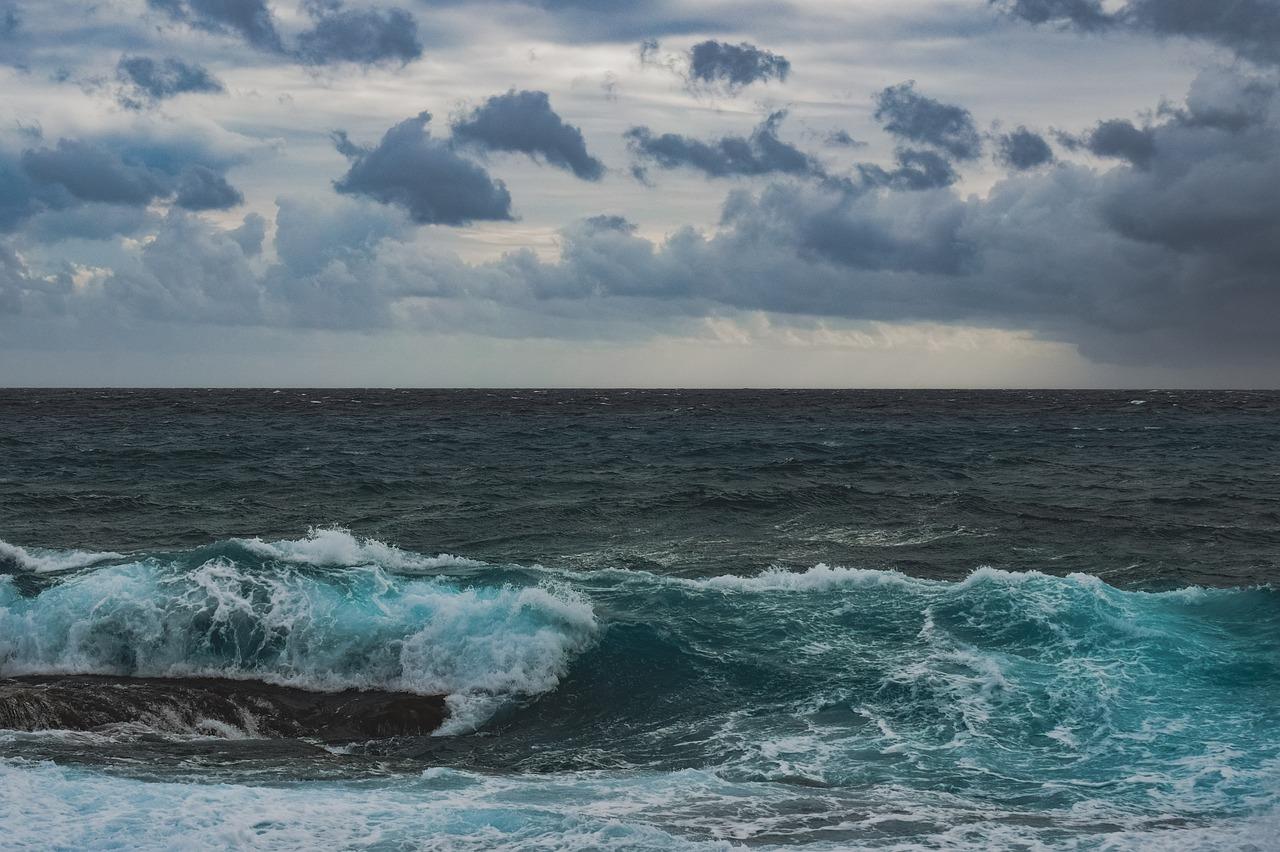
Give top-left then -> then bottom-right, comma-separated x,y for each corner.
0,675 -> 448,742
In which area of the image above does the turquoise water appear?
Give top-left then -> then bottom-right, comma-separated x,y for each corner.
1,531 -> 1277,849
2,390 -> 1279,849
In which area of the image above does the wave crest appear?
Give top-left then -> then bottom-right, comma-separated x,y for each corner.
0,557 -> 597,733
230,527 -> 484,572
0,539 -> 122,574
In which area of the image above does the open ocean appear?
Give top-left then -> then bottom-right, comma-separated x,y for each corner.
0,389 -> 1277,850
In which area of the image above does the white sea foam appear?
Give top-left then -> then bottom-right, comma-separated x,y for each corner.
0,758 -> 1273,851
0,538 -> 122,574
232,527 -> 485,572
689,563 -> 916,593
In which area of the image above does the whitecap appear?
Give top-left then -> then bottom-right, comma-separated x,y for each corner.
0,539 -> 122,574
232,527 -> 485,572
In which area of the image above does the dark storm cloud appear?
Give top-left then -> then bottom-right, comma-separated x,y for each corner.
873,82 -> 983,161
2,130 -> 245,231
9,69 -> 1280,369
116,56 -> 225,109
296,0 -> 423,66
1127,0 -> 1280,66
174,164 -> 243,209
332,111 -> 513,225
857,148 -> 959,190
21,140 -> 171,206
467,69 -> 1280,362
994,0 -> 1280,65
148,0 -> 284,53
993,0 -> 1112,30
996,127 -> 1054,170
625,111 -> 822,181
687,40 -> 790,91
451,90 -> 605,181
1072,119 -> 1157,168
150,0 -> 424,66
697,70 -> 1280,363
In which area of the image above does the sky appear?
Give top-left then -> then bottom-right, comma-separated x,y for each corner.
1,0 -> 1278,387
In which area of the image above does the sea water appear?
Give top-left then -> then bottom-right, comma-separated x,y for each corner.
0,389 -> 1276,850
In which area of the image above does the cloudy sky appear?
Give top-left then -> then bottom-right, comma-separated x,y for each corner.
1,0 -> 1278,386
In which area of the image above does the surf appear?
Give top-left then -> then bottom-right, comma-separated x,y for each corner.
1,530 -> 1277,849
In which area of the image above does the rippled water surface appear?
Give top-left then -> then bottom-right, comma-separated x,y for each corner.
1,389 -> 1277,850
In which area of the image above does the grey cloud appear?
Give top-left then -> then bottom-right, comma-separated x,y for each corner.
1081,119 -> 1156,168
992,0 -> 1112,30
332,112 -> 513,225
228,212 -> 266,255
720,182 -> 973,280
996,127 -> 1054,170
638,38 -> 660,65
625,111 -> 822,181
11,70 -> 1280,368
1128,0 -> 1280,66
826,130 -> 866,148
22,204 -> 157,244
995,0 -> 1280,66
330,129 -> 364,159
526,0 -> 723,42
21,139 -> 170,206
97,209 -> 265,325
5,129 -> 247,229
873,82 -> 982,161
0,153 -> 39,232
688,40 -> 790,91
451,89 -> 605,181
149,0 -> 424,66
1,1 -> 19,38
274,195 -> 410,275
174,164 -> 243,210
116,56 -> 224,109
857,148 -> 959,190
148,0 -> 284,53
581,214 -> 636,234
0,241 -> 72,316
704,70 -> 1280,362
1170,65 -> 1274,131
297,0 -> 423,66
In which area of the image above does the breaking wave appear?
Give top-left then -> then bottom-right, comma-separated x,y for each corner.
1,529 -> 1277,848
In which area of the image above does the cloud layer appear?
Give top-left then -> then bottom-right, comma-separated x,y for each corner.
3,0 -> 1280,384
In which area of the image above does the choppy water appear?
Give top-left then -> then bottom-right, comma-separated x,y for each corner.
1,390 -> 1277,850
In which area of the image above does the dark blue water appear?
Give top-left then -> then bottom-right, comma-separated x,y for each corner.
1,390 -> 1277,849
